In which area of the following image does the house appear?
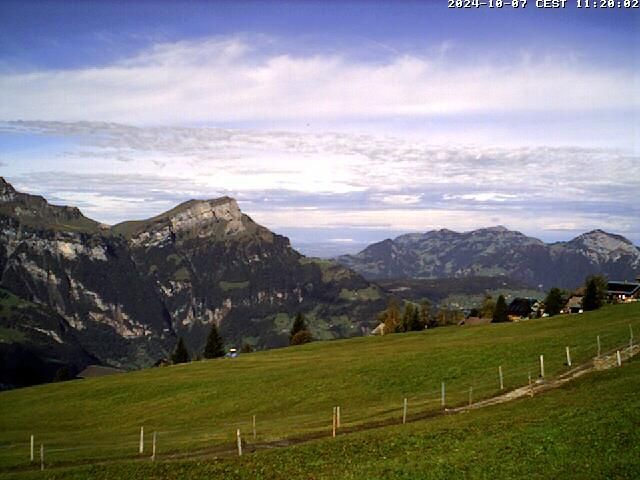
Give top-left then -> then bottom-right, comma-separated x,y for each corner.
607,280 -> 640,303
371,323 -> 386,335
507,298 -> 540,321
563,295 -> 584,314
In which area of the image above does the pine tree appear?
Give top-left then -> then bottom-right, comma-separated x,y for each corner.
492,295 -> 509,323
203,324 -> 225,359
409,304 -> 423,331
582,275 -> 607,312
171,337 -> 190,364
544,287 -> 565,316
290,313 -> 307,343
582,275 -> 607,311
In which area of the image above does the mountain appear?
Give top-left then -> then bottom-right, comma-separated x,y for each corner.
336,226 -> 640,289
0,178 -> 384,385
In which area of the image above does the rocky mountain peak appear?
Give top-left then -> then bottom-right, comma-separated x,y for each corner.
0,177 -> 17,202
168,197 -> 245,236
566,229 -> 639,262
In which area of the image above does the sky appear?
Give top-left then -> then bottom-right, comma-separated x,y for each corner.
0,0 -> 638,256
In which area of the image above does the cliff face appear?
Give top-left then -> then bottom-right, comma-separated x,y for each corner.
337,226 -> 640,289
0,179 -> 384,379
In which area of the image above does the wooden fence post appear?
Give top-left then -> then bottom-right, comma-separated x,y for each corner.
539,355 -> 545,378
237,429 -> 242,456
597,335 -> 601,358
441,382 -> 446,409
30,435 -> 34,462
151,432 -> 156,461
499,365 -> 504,390
252,415 -> 256,440
528,372 -> 533,397
402,398 -> 407,424
139,426 -> 144,454
40,444 -> 44,471
332,407 -> 336,438
566,346 -> 572,367
616,350 -> 622,367
337,406 -> 341,429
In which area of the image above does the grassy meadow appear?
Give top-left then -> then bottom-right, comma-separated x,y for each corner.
0,303 -> 639,478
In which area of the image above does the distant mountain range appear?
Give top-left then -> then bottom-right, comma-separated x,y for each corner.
336,226 -> 640,289
0,178 -> 384,385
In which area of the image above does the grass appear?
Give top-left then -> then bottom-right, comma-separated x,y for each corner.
0,303 -> 638,477
5,356 -> 639,479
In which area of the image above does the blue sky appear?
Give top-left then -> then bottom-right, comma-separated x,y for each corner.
0,1 -> 638,255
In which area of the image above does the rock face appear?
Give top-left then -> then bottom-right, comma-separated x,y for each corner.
0,178 -> 384,382
337,226 -> 640,289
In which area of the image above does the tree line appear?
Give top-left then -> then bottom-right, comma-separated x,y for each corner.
170,312 -> 314,365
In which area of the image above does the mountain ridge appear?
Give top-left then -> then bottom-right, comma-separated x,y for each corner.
337,226 -> 640,288
0,179 -> 384,386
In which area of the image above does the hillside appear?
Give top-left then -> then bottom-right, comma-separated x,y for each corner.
4,356 -> 638,479
0,303 -> 638,476
0,178 -> 384,380
336,226 -> 640,288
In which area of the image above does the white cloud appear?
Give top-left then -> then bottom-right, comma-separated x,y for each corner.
0,37 -> 636,124
444,193 -> 518,202
2,121 -> 638,243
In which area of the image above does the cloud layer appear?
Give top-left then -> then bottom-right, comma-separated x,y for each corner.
0,37 -> 636,125
2,121 -> 638,247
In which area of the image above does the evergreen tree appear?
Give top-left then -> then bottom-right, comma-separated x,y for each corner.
409,304 -> 423,331
203,323 -> 225,359
544,287 -> 565,316
492,295 -> 509,323
290,313 -> 308,343
582,275 -> 607,311
171,337 -> 190,364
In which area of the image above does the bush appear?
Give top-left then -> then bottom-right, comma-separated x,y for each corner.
290,330 -> 313,346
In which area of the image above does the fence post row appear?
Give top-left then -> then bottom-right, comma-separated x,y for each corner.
22,335 -> 638,467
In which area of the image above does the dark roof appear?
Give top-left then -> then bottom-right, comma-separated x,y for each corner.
507,298 -> 538,317
607,282 -> 640,295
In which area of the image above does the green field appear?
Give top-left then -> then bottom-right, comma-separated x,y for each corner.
1,303 -> 639,478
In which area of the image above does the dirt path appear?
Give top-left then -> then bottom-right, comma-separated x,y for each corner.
448,343 -> 639,414
4,344 -> 638,474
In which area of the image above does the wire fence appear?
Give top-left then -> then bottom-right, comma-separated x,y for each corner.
0,321 -> 637,472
